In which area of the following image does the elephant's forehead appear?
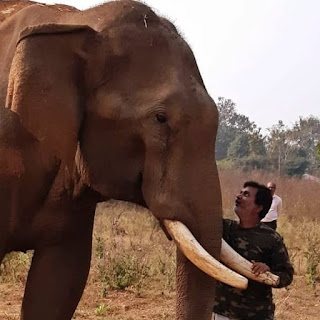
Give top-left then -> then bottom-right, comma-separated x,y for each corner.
90,79 -> 181,118
91,77 -> 215,123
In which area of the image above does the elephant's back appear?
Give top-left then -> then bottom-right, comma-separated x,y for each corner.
0,1 -> 38,24
0,1 -> 79,24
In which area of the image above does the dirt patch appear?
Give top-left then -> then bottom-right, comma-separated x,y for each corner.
0,276 -> 319,320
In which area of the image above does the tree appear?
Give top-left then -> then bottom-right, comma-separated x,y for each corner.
316,142 -> 320,160
215,97 -> 258,160
288,116 -> 320,173
266,121 -> 290,175
227,133 -> 250,159
266,116 -> 320,176
249,128 -> 267,157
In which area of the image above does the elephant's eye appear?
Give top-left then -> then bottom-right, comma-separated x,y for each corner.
156,113 -> 167,124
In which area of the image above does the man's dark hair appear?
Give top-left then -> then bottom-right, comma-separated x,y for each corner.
243,181 -> 272,220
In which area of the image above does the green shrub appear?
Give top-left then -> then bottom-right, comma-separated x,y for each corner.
0,251 -> 31,283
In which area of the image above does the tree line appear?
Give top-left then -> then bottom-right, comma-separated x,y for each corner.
215,97 -> 320,177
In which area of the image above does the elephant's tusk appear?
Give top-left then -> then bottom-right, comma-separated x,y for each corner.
163,219 -> 248,290
220,239 -> 280,287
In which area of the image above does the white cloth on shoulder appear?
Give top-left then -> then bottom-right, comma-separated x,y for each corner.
261,194 -> 282,222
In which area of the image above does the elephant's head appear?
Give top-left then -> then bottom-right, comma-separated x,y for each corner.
5,2 -> 252,319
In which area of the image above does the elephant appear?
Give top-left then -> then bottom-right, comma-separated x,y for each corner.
0,1 -> 279,320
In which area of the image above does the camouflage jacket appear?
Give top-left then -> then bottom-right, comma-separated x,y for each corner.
213,219 -> 294,320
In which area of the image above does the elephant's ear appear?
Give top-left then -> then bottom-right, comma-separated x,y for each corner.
5,24 -> 97,168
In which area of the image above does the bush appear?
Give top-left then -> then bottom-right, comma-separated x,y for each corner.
0,251 -> 31,283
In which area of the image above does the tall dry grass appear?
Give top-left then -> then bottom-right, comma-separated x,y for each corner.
88,201 -> 176,296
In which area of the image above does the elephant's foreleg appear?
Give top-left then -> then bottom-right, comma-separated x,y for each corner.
21,226 -> 93,320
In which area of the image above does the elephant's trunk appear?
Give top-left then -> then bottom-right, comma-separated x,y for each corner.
173,167 -> 223,320
143,161 -> 225,319
176,250 -> 217,320
144,193 -> 221,319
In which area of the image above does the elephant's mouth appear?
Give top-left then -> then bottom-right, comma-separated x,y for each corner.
127,171 -> 146,206
137,172 -> 148,207
164,220 -> 280,288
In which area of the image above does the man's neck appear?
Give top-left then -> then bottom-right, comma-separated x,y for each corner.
239,217 -> 261,228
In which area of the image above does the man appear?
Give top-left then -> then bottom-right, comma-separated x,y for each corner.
213,181 -> 293,320
261,181 -> 283,230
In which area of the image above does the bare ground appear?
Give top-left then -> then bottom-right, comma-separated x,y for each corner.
0,275 -> 319,320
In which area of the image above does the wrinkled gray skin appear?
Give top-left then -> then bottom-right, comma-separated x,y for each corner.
0,1 -> 222,319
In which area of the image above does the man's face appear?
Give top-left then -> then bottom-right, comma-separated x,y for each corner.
234,186 -> 263,219
267,182 -> 276,196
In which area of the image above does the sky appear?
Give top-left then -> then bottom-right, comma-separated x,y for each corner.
41,0 -> 320,132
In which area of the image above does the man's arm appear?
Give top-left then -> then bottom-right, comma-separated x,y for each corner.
270,235 -> 294,288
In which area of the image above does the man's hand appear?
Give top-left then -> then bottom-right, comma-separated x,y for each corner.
251,260 -> 270,276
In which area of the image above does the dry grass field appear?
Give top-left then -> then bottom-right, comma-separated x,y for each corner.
0,169 -> 319,319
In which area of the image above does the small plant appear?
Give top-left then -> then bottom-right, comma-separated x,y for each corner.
94,234 -> 105,259
111,255 -> 150,290
0,251 -> 31,283
95,302 -> 112,316
164,255 -> 176,292
96,249 -> 150,291
155,256 -> 176,291
157,257 -> 167,275
304,234 -> 320,290
112,257 -> 136,289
